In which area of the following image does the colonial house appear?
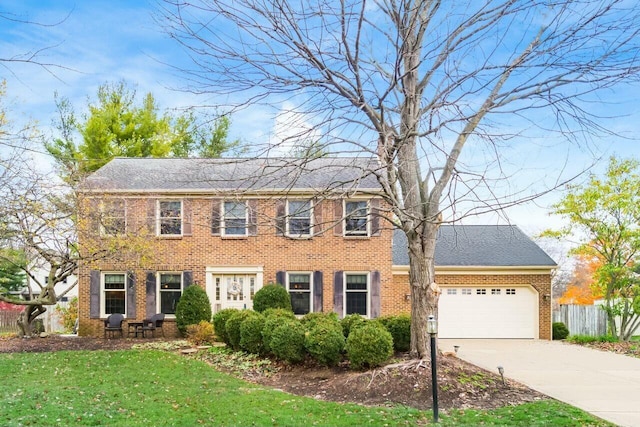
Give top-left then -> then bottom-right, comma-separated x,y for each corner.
77,157 -> 556,339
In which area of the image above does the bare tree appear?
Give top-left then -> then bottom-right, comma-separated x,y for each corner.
160,0 -> 640,357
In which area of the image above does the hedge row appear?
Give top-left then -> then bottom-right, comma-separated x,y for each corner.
212,308 -> 410,370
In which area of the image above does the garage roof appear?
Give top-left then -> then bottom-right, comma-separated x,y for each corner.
392,225 -> 556,267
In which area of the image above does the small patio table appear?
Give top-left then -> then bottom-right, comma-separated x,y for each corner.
127,321 -> 145,338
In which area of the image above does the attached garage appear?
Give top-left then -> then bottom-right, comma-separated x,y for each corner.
437,285 -> 538,338
391,225 -> 556,340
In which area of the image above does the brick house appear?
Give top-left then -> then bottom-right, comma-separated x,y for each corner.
77,157 -> 555,339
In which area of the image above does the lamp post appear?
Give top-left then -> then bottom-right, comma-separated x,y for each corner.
427,314 -> 439,423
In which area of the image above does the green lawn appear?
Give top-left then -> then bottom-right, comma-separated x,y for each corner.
0,350 -> 611,426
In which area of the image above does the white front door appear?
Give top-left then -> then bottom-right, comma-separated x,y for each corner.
208,274 -> 258,313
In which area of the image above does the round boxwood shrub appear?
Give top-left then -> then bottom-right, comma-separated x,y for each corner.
240,312 -> 266,354
378,314 -> 411,352
253,284 -> 292,313
175,285 -> 212,335
346,322 -> 394,370
305,322 -> 345,366
262,309 -> 297,354
301,311 -> 340,330
341,313 -> 367,338
226,310 -> 258,350
270,319 -> 306,364
212,308 -> 239,345
552,322 -> 570,340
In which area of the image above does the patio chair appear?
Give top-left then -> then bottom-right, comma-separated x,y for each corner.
142,313 -> 165,338
103,313 -> 125,339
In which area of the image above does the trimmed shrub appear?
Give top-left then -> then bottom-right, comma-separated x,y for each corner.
305,322 -> 346,366
270,319 -> 306,364
175,285 -> 212,335
262,309 -> 297,354
240,312 -> 266,354
226,310 -> 258,350
378,315 -> 411,352
552,322 -> 569,340
252,284 -> 292,313
186,320 -> 216,346
212,308 -> 239,345
341,313 -> 367,338
301,311 -> 340,330
346,322 -> 394,370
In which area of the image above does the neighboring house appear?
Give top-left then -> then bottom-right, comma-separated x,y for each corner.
77,157 -> 555,339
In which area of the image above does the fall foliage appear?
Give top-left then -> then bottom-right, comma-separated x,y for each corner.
558,255 -> 603,305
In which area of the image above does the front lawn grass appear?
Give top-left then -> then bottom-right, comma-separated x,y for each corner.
0,350 -> 611,426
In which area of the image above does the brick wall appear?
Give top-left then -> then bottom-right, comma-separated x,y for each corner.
78,196 -> 393,337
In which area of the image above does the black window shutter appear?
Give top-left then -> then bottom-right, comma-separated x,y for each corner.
183,199 -> 192,236
89,270 -> 100,318
312,199 -> 322,237
146,199 -> 156,234
371,271 -> 381,318
126,271 -> 136,319
248,200 -> 258,236
313,271 -> 323,313
183,271 -> 193,289
275,271 -> 286,286
333,271 -> 344,318
211,199 -> 221,235
145,271 -> 157,318
371,198 -> 381,237
333,200 -> 343,235
275,199 -> 285,236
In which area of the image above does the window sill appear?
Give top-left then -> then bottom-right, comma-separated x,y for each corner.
156,235 -> 183,239
343,235 -> 371,239
221,235 -> 249,240
285,234 -> 313,240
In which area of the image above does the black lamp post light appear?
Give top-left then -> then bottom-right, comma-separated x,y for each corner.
427,314 -> 439,423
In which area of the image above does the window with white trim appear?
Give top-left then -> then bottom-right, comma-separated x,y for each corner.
158,273 -> 183,315
345,273 -> 369,316
491,289 -> 501,295
222,201 -> 247,236
287,200 -> 312,237
287,273 -> 312,315
344,200 -> 369,236
158,200 -> 182,236
506,288 -> 516,295
100,199 -> 126,236
102,273 -> 126,316
447,288 -> 457,295
476,288 -> 487,295
461,288 -> 472,295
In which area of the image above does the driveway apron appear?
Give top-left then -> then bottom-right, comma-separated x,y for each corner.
439,339 -> 640,427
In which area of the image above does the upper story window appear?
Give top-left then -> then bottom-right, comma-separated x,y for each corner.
287,272 -> 312,315
158,272 -> 183,315
223,201 -> 247,236
287,200 -> 312,237
158,200 -> 182,236
101,199 -> 126,236
344,273 -> 369,317
102,272 -> 126,317
344,200 -> 369,236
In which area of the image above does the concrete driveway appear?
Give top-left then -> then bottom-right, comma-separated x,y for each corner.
439,339 -> 640,427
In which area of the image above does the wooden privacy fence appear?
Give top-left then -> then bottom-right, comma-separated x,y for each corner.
553,304 -> 607,337
0,310 -> 21,333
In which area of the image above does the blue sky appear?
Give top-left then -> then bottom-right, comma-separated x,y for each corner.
1,0 -> 639,238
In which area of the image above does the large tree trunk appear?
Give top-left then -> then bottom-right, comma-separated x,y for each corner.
17,305 -> 46,337
408,226 -> 441,359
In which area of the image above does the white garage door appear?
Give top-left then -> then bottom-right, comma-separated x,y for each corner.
438,286 -> 538,339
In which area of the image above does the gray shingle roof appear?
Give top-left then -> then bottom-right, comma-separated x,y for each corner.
81,157 -> 382,193
392,225 -> 557,267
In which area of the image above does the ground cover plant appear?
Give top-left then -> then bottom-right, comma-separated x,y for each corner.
0,347 -> 612,427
